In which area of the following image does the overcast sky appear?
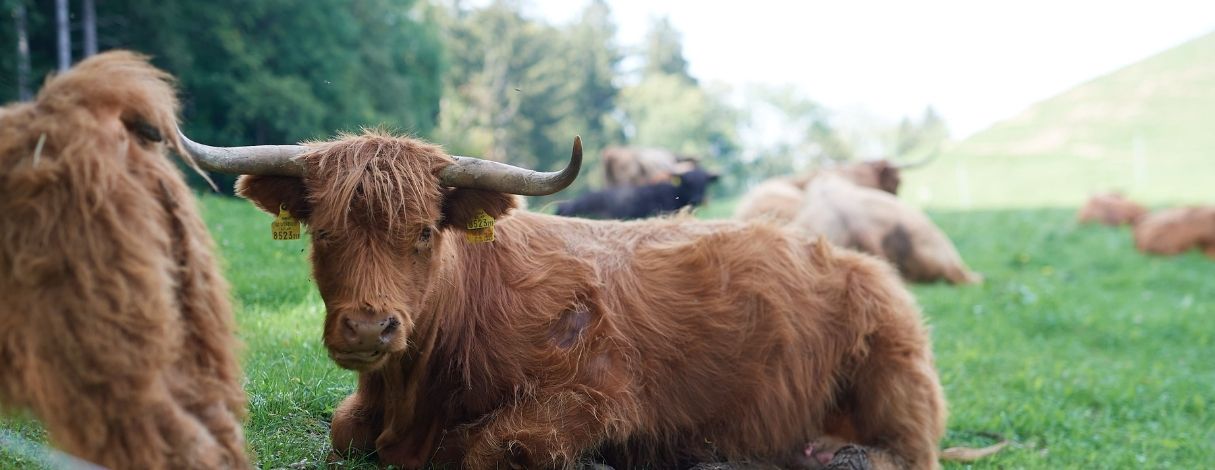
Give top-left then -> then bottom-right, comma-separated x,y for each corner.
524,0 -> 1215,138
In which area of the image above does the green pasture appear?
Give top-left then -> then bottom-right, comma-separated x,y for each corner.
3,194 -> 1213,469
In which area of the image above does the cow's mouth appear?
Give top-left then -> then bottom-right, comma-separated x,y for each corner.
328,349 -> 388,371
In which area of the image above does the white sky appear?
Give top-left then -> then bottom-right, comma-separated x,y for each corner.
523,0 -> 1215,138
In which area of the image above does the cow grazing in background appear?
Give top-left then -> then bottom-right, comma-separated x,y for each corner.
180,132 -> 952,470
789,174 -> 982,285
1077,192 -> 1147,226
1133,206 -> 1215,259
555,166 -> 719,219
0,52 -> 249,468
602,146 -> 697,187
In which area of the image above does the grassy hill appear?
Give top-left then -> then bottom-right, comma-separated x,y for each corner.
903,30 -> 1215,209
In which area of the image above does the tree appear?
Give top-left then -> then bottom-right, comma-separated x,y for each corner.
11,0 -> 31,100
642,17 -> 692,82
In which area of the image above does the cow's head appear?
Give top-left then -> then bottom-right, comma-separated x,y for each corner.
671,162 -> 719,208
179,130 -> 581,371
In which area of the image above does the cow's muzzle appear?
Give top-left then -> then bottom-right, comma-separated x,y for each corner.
327,315 -> 403,370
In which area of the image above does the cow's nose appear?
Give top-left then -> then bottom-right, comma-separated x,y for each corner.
341,316 -> 401,350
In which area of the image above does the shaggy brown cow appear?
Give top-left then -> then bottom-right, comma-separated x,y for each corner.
179,131 -> 950,470
733,160 -> 908,225
602,146 -> 697,187
1077,192 -> 1147,226
788,174 -> 982,285
1133,206 -> 1215,259
0,52 -> 249,468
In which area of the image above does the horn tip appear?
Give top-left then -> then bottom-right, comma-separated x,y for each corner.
573,135 -> 582,152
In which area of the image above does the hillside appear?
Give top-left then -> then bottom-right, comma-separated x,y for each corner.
903,30 -> 1215,209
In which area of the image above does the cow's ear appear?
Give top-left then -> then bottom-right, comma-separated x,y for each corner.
439,188 -> 517,229
876,163 -> 901,195
235,175 -> 312,221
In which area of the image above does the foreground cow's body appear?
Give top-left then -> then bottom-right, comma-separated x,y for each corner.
555,167 -> 718,219
0,52 -> 248,468
790,175 -> 981,285
234,134 -> 947,470
1133,206 -> 1215,259
1077,192 -> 1147,226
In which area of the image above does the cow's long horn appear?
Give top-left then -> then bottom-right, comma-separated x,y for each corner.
176,128 -> 307,177
439,136 -> 582,196
893,147 -> 940,170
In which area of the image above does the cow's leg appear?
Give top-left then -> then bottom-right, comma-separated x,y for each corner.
461,388 -> 617,470
1202,243 -> 1215,260
835,328 -> 945,470
330,391 -> 384,459
825,255 -> 947,470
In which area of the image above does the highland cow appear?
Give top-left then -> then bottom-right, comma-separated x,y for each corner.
1077,192 -> 1147,226
601,146 -> 695,188
789,174 -> 982,285
178,131 -> 952,470
733,159 -> 912,225
1133,206 -> 1215,259
0,52 -> 249,468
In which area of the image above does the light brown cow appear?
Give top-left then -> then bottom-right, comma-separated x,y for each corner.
789,174 -> 982,285
1133,206 -> 1215,259
180,132 -> 952,469
602,146 -> 697,187
0,52 -> 249,468
733,160 -> 906,225
1077,192 -> 1147,226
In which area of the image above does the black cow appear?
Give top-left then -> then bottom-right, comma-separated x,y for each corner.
555,167 -> 719,220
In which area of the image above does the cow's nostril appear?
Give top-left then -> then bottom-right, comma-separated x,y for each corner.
342,318 -> 360,343
380,317 -> 401,344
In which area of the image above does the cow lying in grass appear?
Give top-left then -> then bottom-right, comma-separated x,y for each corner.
736,160 -> 979,284
1077,192 -> 1147,226
0,52 -> 249,468
178,130 -> 958,470
1134,206 -> 1215,259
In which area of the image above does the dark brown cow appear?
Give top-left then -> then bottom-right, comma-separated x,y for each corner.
0,52 -> 249,468
1077,192 -> 1147,226
180,131 -> 952,470
1133,206 -> 1215,259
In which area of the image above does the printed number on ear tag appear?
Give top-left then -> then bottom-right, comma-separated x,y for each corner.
465,209 -> 495,244
271,204 -> 301,241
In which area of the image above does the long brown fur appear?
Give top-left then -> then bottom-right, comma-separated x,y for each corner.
1133,206 -> 1215,259
238,133 -> 948,470
0,51 -> 249,469
734,161 -> 901,226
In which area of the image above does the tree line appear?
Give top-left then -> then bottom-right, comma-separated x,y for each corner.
2,0 -> 944,196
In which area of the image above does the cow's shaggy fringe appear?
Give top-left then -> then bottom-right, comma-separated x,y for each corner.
0,51 -> 249,469
240,133 -> 949,469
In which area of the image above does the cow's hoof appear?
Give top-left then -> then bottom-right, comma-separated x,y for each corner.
823,445 -> 871,470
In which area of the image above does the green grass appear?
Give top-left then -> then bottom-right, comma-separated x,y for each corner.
4,195 -> 1214,468
903,30 -> 1215,209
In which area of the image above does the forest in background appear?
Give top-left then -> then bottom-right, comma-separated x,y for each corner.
1,0 -> 945,195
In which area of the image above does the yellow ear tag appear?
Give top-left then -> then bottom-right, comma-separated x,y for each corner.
670,175 -> 682,186
465,209 -> 495,244
271,204 -> 301,241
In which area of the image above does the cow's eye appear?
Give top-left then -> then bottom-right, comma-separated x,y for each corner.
419,227 -> 432,242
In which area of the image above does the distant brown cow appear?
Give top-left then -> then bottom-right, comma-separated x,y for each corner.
0,52 -> 248,468
602,146 -> 697,187
1133,206 -> 1215,259
1077,192 -> 1147,226
789,174 -> 982,285
180,132 -> 951,469
733,159 -> 910,225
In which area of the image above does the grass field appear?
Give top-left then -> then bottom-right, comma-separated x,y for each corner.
3,194 -> 1213,469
